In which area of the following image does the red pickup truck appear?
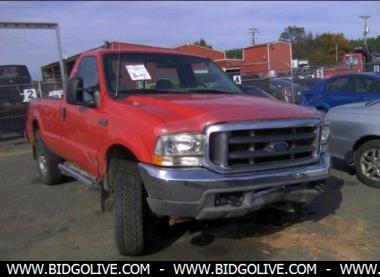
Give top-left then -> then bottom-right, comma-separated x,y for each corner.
26,48 -> 331,255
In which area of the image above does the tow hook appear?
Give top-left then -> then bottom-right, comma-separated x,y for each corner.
311,182 -> 325,193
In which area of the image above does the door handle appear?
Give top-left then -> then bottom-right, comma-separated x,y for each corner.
98,118 -> 108,126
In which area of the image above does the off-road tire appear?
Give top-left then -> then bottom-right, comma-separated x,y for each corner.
113,159 -> 155,256
355,140 -> 380,188
34,131 -> 63,185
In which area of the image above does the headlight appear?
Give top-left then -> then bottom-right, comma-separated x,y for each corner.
320,121 -> 330,153
153,133 -> 204,166
321,125 -> 330,145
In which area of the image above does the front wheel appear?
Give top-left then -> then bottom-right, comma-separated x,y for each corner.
113,159 -> 159,256
355,140 -> 380,188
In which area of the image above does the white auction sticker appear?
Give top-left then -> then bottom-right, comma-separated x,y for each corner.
126,64 -> 152,81
48,90 -> 64,98
21,88 -> 38,102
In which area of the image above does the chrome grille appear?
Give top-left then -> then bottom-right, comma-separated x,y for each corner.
205,119 -> 321,173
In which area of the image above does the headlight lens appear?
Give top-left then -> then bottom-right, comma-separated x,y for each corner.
320,121 -> 330,154
321,125 -> 330,145
153,133 -> 204,166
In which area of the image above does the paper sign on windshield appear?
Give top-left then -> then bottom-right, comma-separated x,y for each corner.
126,64 -> 152,81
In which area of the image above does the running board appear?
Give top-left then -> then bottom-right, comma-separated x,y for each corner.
58,163 -> 101,191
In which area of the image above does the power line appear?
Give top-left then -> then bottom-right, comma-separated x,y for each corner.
359,15 -> 370,46
249,28 -> 259,46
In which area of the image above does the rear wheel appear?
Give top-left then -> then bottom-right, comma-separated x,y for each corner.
34,131 -> 63,185
355,140 -> 380,188
113,159 -> 160,256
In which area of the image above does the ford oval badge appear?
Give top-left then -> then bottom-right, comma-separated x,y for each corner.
265,141 -> 289,152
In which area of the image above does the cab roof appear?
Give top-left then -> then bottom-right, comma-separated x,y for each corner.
83,48 -> 207,59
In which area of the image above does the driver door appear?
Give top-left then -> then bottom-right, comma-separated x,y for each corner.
61,56 -> 102,176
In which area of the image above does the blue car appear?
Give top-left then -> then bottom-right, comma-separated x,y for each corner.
301,72 -> 380,112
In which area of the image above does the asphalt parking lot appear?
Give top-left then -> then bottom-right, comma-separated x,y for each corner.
1,137 -> 379,261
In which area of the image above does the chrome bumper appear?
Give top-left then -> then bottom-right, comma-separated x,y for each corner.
139,154 -> 331,220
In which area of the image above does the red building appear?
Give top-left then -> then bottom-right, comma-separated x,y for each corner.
214,59 -> 244,73
240,41 -> 292,78
173,43 -> 225,60
173,41 -> 292,77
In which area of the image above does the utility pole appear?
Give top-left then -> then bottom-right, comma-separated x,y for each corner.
249,28 -> 259,45
359,15 -> 370,46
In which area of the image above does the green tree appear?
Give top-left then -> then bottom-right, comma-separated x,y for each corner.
225,48 -> 243,59
279,25 -> 308,59
310,33 -> 351,65
194,38 -> 213,49
350,36 -> 380,52
279,25 -> 306,43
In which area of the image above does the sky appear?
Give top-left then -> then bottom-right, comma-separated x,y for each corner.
1,1 -> 379,80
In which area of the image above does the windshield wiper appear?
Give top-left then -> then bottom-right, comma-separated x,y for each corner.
115,89 -> 178,97
188,89 -> 237,94
365,99 -> 380,107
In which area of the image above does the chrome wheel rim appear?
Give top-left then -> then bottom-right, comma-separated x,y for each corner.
38,153 -> 48,176
361,148 -> 380,181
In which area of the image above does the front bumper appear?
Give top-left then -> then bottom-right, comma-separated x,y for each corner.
139,154 -> 331,220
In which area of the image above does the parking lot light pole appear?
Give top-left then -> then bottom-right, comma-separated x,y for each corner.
0,21 -> 67,92
285,62 -> 295,104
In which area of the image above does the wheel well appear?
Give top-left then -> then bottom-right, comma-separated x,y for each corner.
104,145 -> 138,191
106,145 -> 138,163
353,135 -> 380,156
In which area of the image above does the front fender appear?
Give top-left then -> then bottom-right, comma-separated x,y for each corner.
98,134 -> 156,178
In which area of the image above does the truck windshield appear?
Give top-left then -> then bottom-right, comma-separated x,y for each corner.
103,53 -> 242,97
0,65 -> 31,86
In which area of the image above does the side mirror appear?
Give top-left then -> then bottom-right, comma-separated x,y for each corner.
66,77 -> 83,105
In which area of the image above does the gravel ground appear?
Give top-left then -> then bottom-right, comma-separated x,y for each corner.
0,137 -> 379,261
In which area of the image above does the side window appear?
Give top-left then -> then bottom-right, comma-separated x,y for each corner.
324,77 -> 354,93
75,57 -> 98,89
355,77 -> 380,93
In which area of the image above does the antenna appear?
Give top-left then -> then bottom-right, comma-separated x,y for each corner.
115,42 -> 121,98
249,28 -> 259,45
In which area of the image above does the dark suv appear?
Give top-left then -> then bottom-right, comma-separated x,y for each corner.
0,65 -> 33,138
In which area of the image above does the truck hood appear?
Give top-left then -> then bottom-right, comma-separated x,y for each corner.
119,94 -> 320,132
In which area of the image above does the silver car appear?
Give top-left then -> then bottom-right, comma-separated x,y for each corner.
326,100 -> 380,188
